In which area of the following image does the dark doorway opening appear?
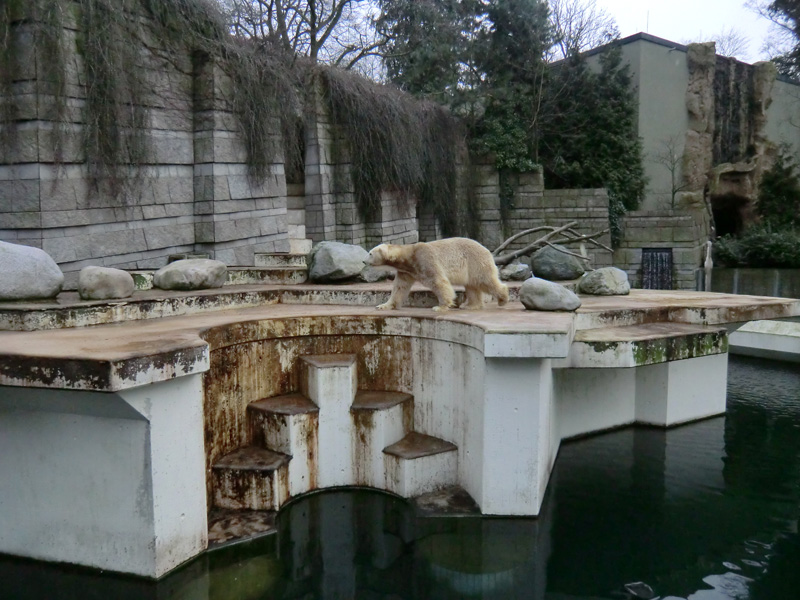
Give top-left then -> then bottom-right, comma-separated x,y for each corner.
711,195 -> 748,237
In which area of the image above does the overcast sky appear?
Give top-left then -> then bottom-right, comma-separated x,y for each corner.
594,0 -> 774,63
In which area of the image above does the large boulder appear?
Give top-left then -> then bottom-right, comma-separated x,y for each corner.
308,241 -> 369,283
78,266 -> 135,300
153,259 -> 227,291
519,277 -> 582,311
0,241 -> 64,300
530,245 -> 586,281
499,261 -> 532,281
578,267 -> 631,296
360,265 -> 394,283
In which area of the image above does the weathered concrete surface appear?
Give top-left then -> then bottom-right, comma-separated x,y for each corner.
0,375 -> 207,579
0,288 -> 797,390
730,319 -> 800,363
0,283 -> 796,578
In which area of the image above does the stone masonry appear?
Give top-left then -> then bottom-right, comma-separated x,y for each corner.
614,209 -> 710,290
474,165 -> 613,269
0,3 -> 288,286
1,2 -> 621,285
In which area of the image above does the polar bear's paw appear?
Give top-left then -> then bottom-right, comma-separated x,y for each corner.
375,302 -> 394,310
432,304 -> 452,312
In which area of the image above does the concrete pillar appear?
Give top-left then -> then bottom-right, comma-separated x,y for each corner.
478,358 -> 554,515
300,355 -> 357,488
635,353 -> 728,426
0,375 -> 207,578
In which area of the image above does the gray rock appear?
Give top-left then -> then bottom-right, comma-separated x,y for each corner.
153,259 -> 227,291
308,241 -> 369,283
519,277 -> 582,311
360,265 -> 395,283
624,581 -> 655,600
499,261 -> 532,281
578,267 -> 631,296
0,241 -> 64,300
78,266 -> 135,300
530,245 -> 586,280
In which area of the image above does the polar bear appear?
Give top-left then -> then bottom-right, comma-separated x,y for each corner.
365,238 -> 509,311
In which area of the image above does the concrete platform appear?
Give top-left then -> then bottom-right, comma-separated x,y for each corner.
0,283 -> 797,578
729,319 -> 800,363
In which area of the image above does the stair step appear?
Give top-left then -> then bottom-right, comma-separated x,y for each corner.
248,394 -> 319,496
254,252 -> 308,268
130,267 -> 307,290
352,390 -> 413,411
384,433 -> 458,497
212,446 -> 290,511
351,391 -> 414,487
225,267 -> 307,286
384,432 -> 457,459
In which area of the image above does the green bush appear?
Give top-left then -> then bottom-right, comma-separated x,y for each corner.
714,224 -> 800,268
758,150 -> 800,229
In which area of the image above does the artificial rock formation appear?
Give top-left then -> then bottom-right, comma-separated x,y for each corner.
499,261 -> 532,281
0,241 -> 64,300
530,245 -> 586,281
308,241 -> 369,283
578,267 -> 631,296
519,277 -> 582,311
153,259 -> 227,291
78,266 -> 136,300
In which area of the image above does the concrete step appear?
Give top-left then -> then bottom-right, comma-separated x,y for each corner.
212,446 -> 290,511
300,354 -> 357,488
384,432 -> 458,497
225,267 -> 307,286
254,253 -> 308,268
564,322 -> 728,368
131,267 -> 307,291
248,393 -> 319,496
351,390 -> 414,487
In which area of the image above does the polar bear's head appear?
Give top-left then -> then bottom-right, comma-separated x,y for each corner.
366,244 -> 391,266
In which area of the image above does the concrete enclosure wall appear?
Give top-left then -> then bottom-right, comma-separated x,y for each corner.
0,3 -> 615,280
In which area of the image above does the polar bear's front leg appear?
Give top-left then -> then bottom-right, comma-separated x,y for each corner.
376,272 -> 414,310
430,274 -> 457,312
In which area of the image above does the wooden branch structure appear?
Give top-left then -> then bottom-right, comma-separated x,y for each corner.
492,221 -> 612,266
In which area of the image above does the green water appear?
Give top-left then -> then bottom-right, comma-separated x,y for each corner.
2,355 -> 799,600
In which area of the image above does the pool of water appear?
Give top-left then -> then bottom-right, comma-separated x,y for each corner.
2,355 -> 798,600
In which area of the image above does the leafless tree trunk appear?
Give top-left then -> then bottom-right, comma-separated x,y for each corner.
653,135 -> 690,210
220,0 -> 384,73
547,0 -> 619,61
492,221 -> 612,266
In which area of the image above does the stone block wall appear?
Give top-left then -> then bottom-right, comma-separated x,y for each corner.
614,209 -> 710,289
0,4 -> 288,282
366,191 -> 419,246
474,164 -> 613,268
192,58 -> 289,265
304,88 -> 419,248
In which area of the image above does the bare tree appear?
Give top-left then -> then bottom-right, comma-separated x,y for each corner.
746,0 -> 799,73
712,26 -> 751,59
220,0 -> 384,71
547,0 -> 619,61
492,222 -> 611,266
653,135 -> 689,209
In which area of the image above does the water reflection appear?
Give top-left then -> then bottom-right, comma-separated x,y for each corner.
1,356 -> 798,600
